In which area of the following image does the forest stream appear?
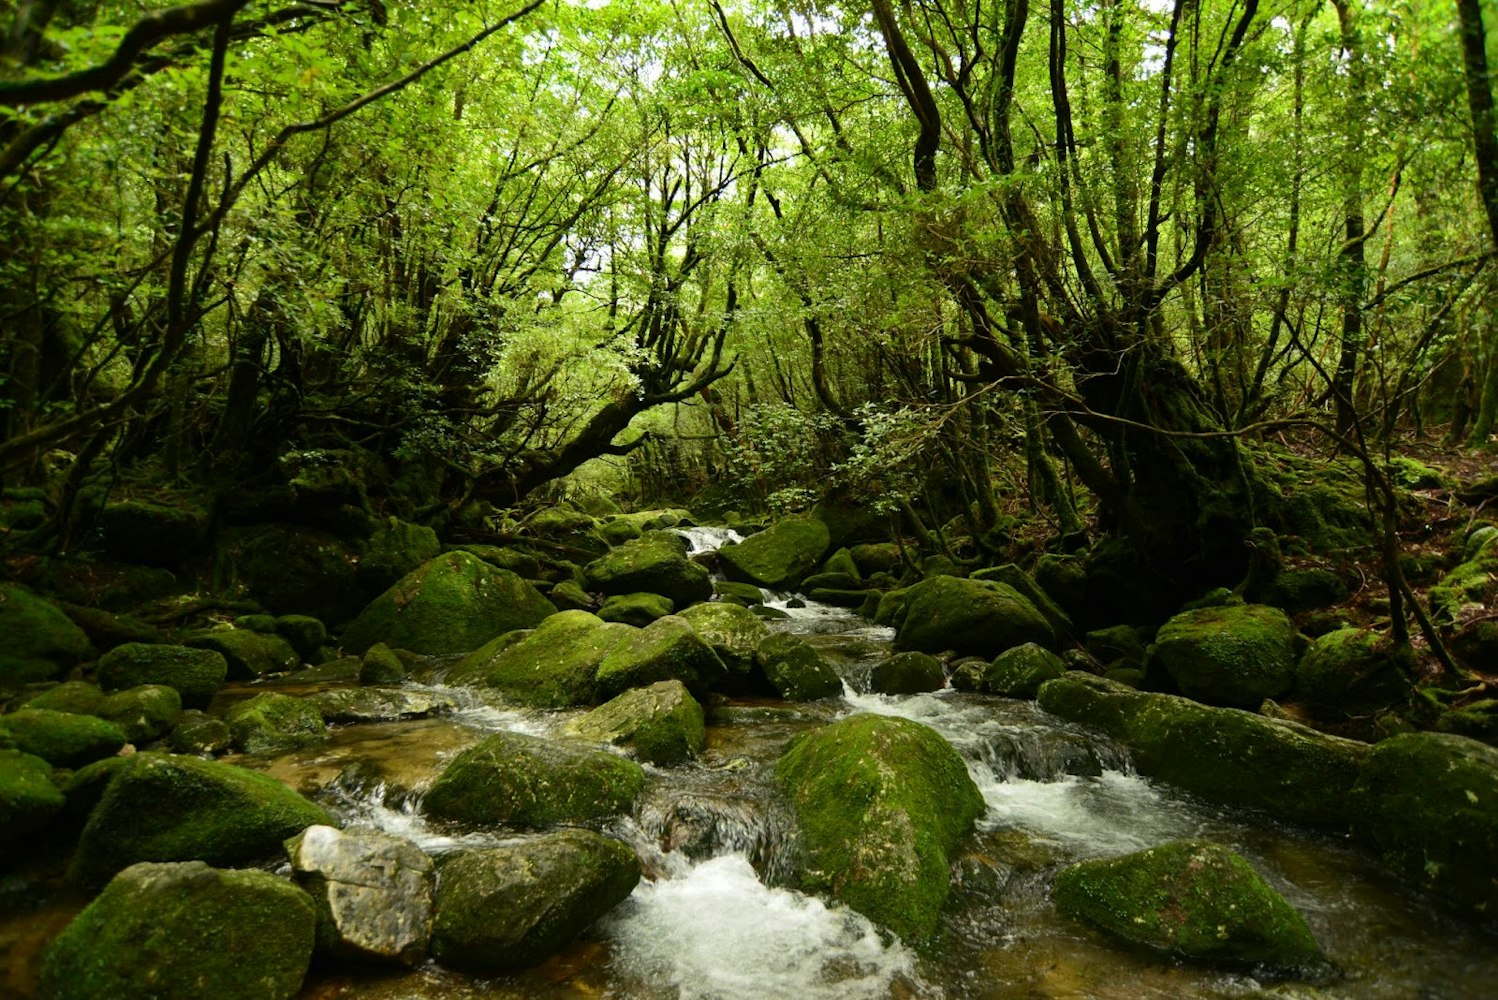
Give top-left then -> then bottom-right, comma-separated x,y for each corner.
9,526 -> 1492,1000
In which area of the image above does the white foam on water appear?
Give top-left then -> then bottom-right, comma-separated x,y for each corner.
330,782 -> 517,855
975,769 -> 1208,856
675,525 -> 745,555
604,854 -> 923,1000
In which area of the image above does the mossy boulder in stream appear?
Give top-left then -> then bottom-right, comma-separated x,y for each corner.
342,551 -> 555,655
1151,604 -> 1299,708
776,713 -> 985,941
597,591 -> 675,626
1295,627 -> 1411,716
677,600 -> 769,675
423,730 -> 644,828
97,643 -> 227,709
893,576 -> 1056,658
868,651 -> 945,694
983,643 -> 1067,698
38,860 -> 316,1000
0,582 -> 92,687
431,829 -> 640,974
594,614 -> 729,698
756,633 -> 842,701
450,610 -> 628,707
224,693 -> 325,754
568,680 -> 706,765
583,532 -> 712,609
1349,732 -> 1498,916
69,751 -> 334,885
1037,675 -> 1367,828
186,628 -> 299,679
0,750 -> 65,850
1053,841 -> 1323,970
716,516 -> 830,590
0,709 -> 127,768
98,685 -> 182,743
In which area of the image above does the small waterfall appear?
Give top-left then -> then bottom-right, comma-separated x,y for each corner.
626,785 -> 797,884
674,525 -> 744,555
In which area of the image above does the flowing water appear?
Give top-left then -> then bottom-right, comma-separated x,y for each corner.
8,527 -> 1498,998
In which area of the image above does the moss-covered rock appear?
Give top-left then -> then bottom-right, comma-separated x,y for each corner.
0,709 -> 126,768
228,523 -> 365,624
583,532 -> 712,609
756,633 -> 842,701
594,615 -> 729,698
169,710 -> 232,756
1295,627 -> 1411,716
272,615 -> 327,661
38,860 -> 316,1000
849,542 -> 903,576
56,603 -> 163,651
1428,532 -> 1498,624
98,685 -> 182,743
971,564 -> 1074,638
352,645 -> 405,689
713,580 -> 766,606
0,582 -> 91,687
97,642 -> 228,710
1349,732 -> 1498,916
776,714 -> 985,941
449,611 -> 627,707
597,591 -> 675,626
69,752 -> 333,885
186,629 -> 300,680
358,517 -> 442,594
431,830 -> 640,974
822,546 -> 862,580
224,693 -> 326,754
894,576 -> 1055,658
1151,604 -> 1298,708
548,579 -> 595,611
99,499 -> 210,567
868,651 -> 945,695
717,516 -> 830,590
1053,840 -> 1323,969
1037,675 -> 1367,828
983,643 -> 1067,698
1267,568 -> 1350,614
423,730 -> 644,828
23,680 -> 107,716
0,749 -> 64,851
342,551 -> 555,655
676,600 -> 769,675
568,680 -> 706,765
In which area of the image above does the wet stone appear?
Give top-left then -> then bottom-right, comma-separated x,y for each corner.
306,687 -> 457,724
286,824 -> 435,966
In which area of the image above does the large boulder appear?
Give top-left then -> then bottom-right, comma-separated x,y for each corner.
0,582 -> 91,687
186,629 -> 299,680
229,523 -> 366,624
342,551 -> 555,655
69,752 -> 334,885
1295,627 -> 1411,716
676,601 -> 769,675
0,709 -> 126,768
584,532 -> 712,609
568,680 -> 706,765
1037,675 -> 1367,828
970,564 -> 1074,638
430,829 -> 640,974
99,499 -> 210,567
1349,732 -> 1498,916
716,517 -> 830,590
775,714 -> 985,941
38,860 -> 315,1000
1151,604 -> 1299,708
97,643 -> 228,709
982,643 -> 1067,698
422,730 -> 644,828
1054,841 -> 1323,970
594,615 -> 729,698
223,693 -> 325,754
98,685 -> 182,743
0,750 -> 65,851
597,592 -> 675,626
449,610 -> 628,708
868,651 -> 945,695
756,633 -> 842,701
893,576 -> 1056,658
286,825 -> 434,966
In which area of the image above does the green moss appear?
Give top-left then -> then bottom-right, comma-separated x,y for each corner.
1054,840 -> 1323,969
717,516 -> 831,590
228,523 -> 365,623
982,643 -> 1067,698
1295,627 -> 1410,716
1152,604 -> 1298,708
273,615 -> 328,660
99,685 -> 182,743
775,713 -> 985,941
756,633 -> 842,701
97,642 -> 228,709
869,651 -> 946,695
894,576 -> 1055,658
713,580 -> 765,606
569,680 -> 706,765
23,681 -> 107,716
0,582 -> 91,687
970,564 -> 1074,637
423,730 -> 644,828
359,517 -> 442,593
0,749 -> 64,850
169,710 -> 232,756
583,532 -> 712,608
449,610 -> 625,707
342,551 -> 556,655
39,860 -> 316,1000
676,601 -> 769,674
822,547 -> 862,580
0,709 -> 126,767
1428,534 -> 1498,624
224,693 -> 325,754
594,615 -> 728,698
358,642 -> 407,685
597,592 -> 675,626
69,752 -> 334,886
186,629 -> 299,679
1350,732 -> 1498,916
